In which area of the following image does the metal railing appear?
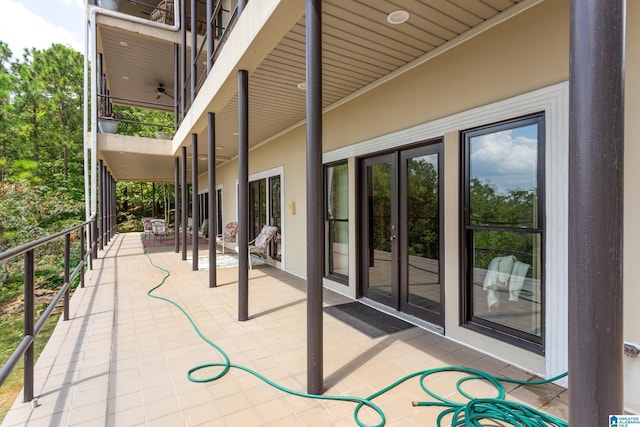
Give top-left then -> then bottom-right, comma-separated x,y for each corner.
0,215 -> 98,403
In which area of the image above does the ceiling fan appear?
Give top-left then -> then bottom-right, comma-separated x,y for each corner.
154,83 -> 174,100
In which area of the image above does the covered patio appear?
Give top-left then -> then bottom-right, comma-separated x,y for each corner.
1,233 -> 567,426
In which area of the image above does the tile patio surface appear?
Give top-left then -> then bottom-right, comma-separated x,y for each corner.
1,233 -> 568,426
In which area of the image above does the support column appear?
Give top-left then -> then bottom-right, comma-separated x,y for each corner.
206,0 -> 213,73
109,174 -> 114,240
99,160 -> 104,251
174,44 -> 180,127
238,69 -> 249,321
208,112 -> 217,287
306,0 -> 323,395
180,0 -> 187,115
192,134 -> 199,271
190,0 -> 197,102
106,172 -> 111,242
175,157 -> 180,253
568,0 -> 625,424
103,165 -> 108,247
152,182 -> 156,219
181,146 -> 188,261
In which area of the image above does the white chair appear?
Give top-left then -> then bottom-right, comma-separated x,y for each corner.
247,225 -> 279,269
216,221 -> 238,254
151,219 -> 169,240
198,218 -> 209,239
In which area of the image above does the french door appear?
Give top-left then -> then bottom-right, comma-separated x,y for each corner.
360,141 -> 444,326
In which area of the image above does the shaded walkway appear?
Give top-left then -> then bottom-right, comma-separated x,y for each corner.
2,233 -> 567,426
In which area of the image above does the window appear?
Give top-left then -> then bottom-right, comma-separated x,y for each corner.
325,161 -> 349,282
216,188 -> 223,235
461,113 -> 545,350
269,176 -> 282,261
248,172 -> 282,262
249,179 -> 266,240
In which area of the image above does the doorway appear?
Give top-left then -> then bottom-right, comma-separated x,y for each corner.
360,140 -> 444,326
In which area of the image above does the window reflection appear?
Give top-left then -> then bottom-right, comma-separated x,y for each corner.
463,114 -> 544,346
326,162 -> 349,280
470,124 -> 538,228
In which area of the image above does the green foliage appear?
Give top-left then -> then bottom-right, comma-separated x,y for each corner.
112,105 -> 174,138
0,42 -> 87,303
1,44 -> 84,196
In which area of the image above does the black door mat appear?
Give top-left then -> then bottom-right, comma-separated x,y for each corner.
324,302 -> 415,338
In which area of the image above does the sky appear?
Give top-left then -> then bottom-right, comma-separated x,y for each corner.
470,124 -> 538,195
0,0 -> 85,59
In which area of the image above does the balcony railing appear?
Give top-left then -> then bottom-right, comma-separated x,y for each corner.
92,0 -> 241,127
0,216 -> 99,403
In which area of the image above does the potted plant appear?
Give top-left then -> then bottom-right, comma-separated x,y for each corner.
98,113 -> 121,134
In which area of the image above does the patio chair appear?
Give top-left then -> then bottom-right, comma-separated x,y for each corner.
151,219 -> 170,240
198,218 -> 209,239
247,225 -> 279,270
142,217 -> 153,240
216,221 -> 238,254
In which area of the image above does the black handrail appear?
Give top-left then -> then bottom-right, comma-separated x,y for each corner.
0,215 -> 98,403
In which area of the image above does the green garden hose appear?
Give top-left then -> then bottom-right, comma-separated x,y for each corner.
143,250 -> 568,427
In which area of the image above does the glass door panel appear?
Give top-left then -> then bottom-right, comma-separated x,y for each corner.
362,154 -> 397,307
400,145 -> 443,325
360,141 -> 444,327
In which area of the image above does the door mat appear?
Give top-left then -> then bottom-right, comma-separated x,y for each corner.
324,302 -> 415,338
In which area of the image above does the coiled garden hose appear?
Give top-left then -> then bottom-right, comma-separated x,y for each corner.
143,250 -> 568,427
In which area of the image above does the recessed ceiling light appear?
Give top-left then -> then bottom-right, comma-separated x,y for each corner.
216,146 -> 224,150
232,132 -> 238,136
297,82 -> 307,90
387,10 -> 410,25
119,41 -> 128,47
122,76 -> 129,80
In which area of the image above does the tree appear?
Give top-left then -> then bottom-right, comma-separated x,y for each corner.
0,42 -> 15,181
4,44 -> 84,197
0,43 -> 85,253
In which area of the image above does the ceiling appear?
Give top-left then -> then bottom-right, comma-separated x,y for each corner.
96,0 -> 527,182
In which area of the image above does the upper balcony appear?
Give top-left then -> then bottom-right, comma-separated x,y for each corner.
88,0 -> 239,182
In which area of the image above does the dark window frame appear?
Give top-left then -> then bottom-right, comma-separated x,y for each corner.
460,113 -> 546,353
269,175 -> 282,262
324,160 -> 349,284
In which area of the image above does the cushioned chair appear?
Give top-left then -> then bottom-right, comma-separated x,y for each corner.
198,218 -> 209,239
216,221 -> 238,254
151,219 -> 170,240
142,217 -> 153,240
247,225 -> 279,270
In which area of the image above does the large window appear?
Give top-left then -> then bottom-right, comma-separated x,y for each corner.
216,188 -> 223,235
325,161 -> 349,282
248,172 -> 282,262
462,113 -> 545,350
269,176 -> 281,261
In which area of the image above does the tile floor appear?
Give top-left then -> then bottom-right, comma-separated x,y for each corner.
1,233 -> 568,426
